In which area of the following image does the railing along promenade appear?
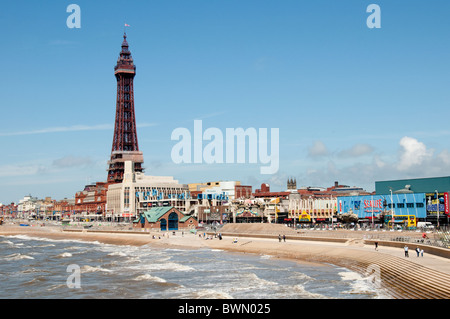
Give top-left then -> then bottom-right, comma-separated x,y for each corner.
295,229 -> 450,249
215,225 -> 450,258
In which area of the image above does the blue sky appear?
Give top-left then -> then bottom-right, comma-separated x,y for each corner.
1,1 -> 450,203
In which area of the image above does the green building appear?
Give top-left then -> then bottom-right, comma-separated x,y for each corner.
375,176 -> 450,194
376,177 -> 450,226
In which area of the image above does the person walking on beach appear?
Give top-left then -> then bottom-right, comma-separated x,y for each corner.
278,234 -> 281,242
421,249 -> 424,257
283,234 -> 286,242
404,245 -> 409,257
374,242 -> 378,251
416,247 -> 420,257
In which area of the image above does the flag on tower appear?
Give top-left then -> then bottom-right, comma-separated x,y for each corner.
125,23 -> 130,27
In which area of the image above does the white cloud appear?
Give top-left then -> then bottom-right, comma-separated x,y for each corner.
374,155 -> 386,169
299,136 -> 450,191
437,149 -> 450,166
308,141 -> 374,159
52,156 -> 94,168
0,123 -> 156,137
338,144 -> 374,158
397,136 -> 433,171
0,124 -> 112,137
0,164 -> 44,177
307,140 -> 329,157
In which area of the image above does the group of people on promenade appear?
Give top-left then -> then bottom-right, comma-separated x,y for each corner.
198,231 -> 223,240
374,240 -> 425,258
404,245 -> 424,258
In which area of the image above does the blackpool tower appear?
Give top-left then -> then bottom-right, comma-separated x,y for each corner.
107,33 -> 144,183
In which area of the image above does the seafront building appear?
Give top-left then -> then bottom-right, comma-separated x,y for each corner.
261,192 -> 336,224
230,180 -> 343,224
0,202 -> 18,218
132,206 -> 198,231
288,196 -> 336,225
106,161 -> 190,222
53,198 -> 76,219
375,176 -> 450,227
188,181 -> 240,201
16,195 -> 54,220
337,193 -> 427,226
17,195 -> 40,218
0,195 -> 76,221
74,182 -> 108,214
253,180 -> 371,199
335,176 -> 450,227
375,176 -> 450,194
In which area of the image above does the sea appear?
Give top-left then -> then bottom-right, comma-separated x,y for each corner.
0,234 -> 390,299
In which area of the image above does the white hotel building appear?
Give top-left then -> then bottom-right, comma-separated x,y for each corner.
106,161 -> 190,220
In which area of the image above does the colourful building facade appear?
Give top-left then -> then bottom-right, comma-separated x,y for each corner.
337,193 -> 427,220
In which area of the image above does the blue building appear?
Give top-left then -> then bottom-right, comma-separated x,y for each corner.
375,177 -> 450,226
375,176 -> 450,194
337,193 -> 427,220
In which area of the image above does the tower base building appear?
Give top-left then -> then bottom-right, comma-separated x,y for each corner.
106,161 -> 190,221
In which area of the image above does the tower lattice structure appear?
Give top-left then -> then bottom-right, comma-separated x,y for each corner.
107,33 -> 144,183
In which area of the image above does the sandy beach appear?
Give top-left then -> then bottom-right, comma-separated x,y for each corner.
2,223 -> 450,299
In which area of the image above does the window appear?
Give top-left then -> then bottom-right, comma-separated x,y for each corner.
397,203 -> 405,208
124,187 -> 130,208
416,203 -> 424,208
406,203 -> 414,208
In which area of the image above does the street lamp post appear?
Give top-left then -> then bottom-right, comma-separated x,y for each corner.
371,194 -> 374,229
390,189 -> 394,230
436,190 -> 440,229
